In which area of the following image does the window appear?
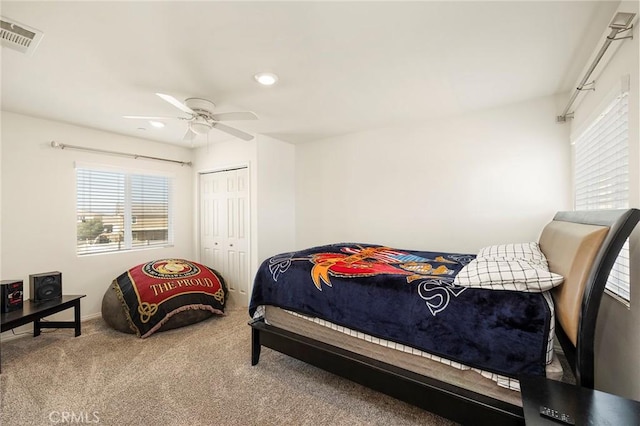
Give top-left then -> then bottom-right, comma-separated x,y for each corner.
573,88 -> 630,303
76,167 -> 173,255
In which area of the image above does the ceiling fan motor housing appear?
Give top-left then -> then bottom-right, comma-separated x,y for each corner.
185,98 -> 216,113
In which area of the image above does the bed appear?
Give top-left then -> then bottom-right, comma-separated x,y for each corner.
248,209 -> 640,425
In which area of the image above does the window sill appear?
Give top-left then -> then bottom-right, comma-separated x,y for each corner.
604,289 -> 631,309
77,244 -> 174,257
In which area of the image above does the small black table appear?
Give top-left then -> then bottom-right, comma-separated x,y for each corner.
1,295 -> 86,372
520,375 -> 640,425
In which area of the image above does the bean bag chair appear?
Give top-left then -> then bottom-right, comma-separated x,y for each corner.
101,259 -> 227,338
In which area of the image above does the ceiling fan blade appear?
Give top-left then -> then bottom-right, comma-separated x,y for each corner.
210,111 -> 258,121
182,127 -> 198,141
156,93 -> 194,115
123,115 -> 175,120
212,123 -> 254,141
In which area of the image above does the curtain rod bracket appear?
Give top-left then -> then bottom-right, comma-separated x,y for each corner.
557,113 -> 574,123
608,25 -> 634,41
610,34 -> 633,41
576,81 -> 596,92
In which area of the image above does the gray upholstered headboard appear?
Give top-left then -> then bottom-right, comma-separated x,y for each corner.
537,208 -> 639,388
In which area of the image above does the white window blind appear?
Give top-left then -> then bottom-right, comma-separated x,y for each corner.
77,168 -> 173,255
573,90 -> 630,302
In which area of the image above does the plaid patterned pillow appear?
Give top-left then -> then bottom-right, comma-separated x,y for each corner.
453,258 -> 564,292
477,242 -> 548,267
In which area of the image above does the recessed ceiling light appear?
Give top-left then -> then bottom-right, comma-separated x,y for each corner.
254,72 -> 278,86
149,120 -> 165,128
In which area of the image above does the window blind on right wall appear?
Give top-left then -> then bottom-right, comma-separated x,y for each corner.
573,88 -> 630,303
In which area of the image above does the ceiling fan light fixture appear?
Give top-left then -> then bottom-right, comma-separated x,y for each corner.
190,118 -> 212,135
254,72 -> 278,86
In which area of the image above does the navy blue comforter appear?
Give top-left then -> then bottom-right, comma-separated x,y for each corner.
249,243 -> 551,377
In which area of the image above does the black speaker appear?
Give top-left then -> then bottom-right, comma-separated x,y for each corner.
1,279 -> 24,313
29,271 -> 62,302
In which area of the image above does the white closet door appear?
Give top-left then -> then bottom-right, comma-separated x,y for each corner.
199,168 -> 249,305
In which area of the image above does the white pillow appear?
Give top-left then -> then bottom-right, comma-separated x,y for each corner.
453,258 -> 564,292
477,242 -> 548,267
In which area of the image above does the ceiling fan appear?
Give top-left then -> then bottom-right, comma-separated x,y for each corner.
124,93 -> 258,141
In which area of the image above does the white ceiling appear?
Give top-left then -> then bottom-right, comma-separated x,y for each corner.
1,1 -> 619,146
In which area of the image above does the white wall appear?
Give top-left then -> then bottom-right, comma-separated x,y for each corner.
296,95 -> 571,253
256,135 -> 296,263
0,112 -> 194,335
571,1 -> 640,400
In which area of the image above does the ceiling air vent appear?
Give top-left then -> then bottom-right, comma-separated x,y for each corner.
1,16 -> 44,55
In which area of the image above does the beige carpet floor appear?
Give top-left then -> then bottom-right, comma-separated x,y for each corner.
1,308 -> 456,426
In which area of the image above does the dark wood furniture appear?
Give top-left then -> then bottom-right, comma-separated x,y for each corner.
1,294 -> 86,372
249,209 -> 640,425
551,209 -> 640,389
520,375 -> 640,425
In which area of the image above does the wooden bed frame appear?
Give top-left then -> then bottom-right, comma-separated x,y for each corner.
249,209 -> 640,425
